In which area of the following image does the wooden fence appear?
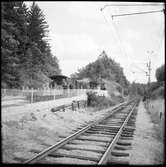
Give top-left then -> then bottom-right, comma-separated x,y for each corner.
1,88 -> 108,103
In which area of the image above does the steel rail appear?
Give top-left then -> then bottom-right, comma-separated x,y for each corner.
24,100 -> 131,164
98,101 -> 137,165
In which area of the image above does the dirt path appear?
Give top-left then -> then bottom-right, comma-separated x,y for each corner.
129,101 -> 164,165
2,96 -> 29,108
2,94 -> 87,121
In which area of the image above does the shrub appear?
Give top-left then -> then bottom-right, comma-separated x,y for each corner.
149,82 -> 160,92
111,94 -> 124,104
150,86 -> 164,99
86,91 -> 113,109
155,64 -> 165,82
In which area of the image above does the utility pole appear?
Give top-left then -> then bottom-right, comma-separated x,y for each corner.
146,59 -> 151,85
146,56 -> 152,100
100,3 -> 164,99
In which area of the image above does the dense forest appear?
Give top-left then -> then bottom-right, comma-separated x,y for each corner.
71,50 -> 129,89
1,1 -> 61,89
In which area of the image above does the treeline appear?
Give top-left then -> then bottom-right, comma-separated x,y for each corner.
129,64 -> 165,98
71,50 -> 129,89
149,64 -> 165,99
1,2 -> 61,89
155,64 -> 164,82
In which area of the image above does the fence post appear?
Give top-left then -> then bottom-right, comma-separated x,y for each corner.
72,102 -> 75,111
77,101 -> 80,109
4,89 -> 6,96
31,88 -> 34,103
54,89 -> 56,100
72,102 -> 74,111
22,86 -> 24,96
67,88 -> 69,97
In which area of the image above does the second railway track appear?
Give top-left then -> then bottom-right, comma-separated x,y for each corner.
17,99 -> 140,165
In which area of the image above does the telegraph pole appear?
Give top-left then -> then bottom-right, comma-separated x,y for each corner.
146,59 -> 151,99
147,59 -> 151,85
100,3 -> 164,99
146,50 -> 154,99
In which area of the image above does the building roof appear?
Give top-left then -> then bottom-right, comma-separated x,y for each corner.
49,75 -> 68,80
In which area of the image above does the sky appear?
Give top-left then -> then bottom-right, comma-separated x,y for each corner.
25,1 -> 165,83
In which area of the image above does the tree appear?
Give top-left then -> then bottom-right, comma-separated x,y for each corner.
1,1 -> 61,88
1,2 -> 20,88
41,45 -> 61,76
21,2 -> 61,88
27,2 -> 49,67
155,64 -> 165,82
71,50 -> 129,88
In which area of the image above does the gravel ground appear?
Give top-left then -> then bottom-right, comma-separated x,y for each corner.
2,94 -> 87,121
129,100 -> 164,165
2,95 -> 119,163
4,96 -> 163,165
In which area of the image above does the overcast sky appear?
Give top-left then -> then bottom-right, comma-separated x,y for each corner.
26,1 -> 165,83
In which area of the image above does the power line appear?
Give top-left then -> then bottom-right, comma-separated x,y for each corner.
112,9 -> 164,18
100,10 -> 127,61
155,23 -> 164,56
111,19 -> 131,62
132,65 -> 147,74
101,10 -> 109,23
100,11 -> 115,58
101,3 -> 164,11
100,4 -> 164,86
106,4 -> 131,61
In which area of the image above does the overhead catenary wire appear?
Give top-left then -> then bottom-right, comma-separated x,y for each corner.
101,6 -> 132,63
100,3 -> 164,11
155,22 -> 165,56
111,17 -> 131,63
110,8 -> 164,85
100,10 -> 127,61
108,6 -> 164,63
111,9 -> 164,18
101,8 -> 148,81
131,64 -> 148,74
100,3 -> 164,84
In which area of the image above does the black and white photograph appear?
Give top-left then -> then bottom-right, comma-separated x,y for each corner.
1,1 -> 165,165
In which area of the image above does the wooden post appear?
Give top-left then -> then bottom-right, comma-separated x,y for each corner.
63,106 -> 65,112
85,100 -> 87,108
67,88 -> 70,97
54,89 -> 56,100
72,102 -> 74,111
77,101 -> 80,109
22,86 -> 24,96
4,89 -> 6,96
31,88 -> 34,103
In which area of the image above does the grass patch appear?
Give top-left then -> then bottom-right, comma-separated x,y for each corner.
144,99 -> 164,142
86,91 -> 115,110
143,99 -> 164,164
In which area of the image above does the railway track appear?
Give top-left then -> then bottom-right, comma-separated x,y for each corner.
17,99 -> 140,165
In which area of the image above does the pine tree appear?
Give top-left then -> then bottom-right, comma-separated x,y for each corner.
11,2 -> 30,88
1,2 -> 20,88
23,2 -> 61,88
1,1 -> 61,88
